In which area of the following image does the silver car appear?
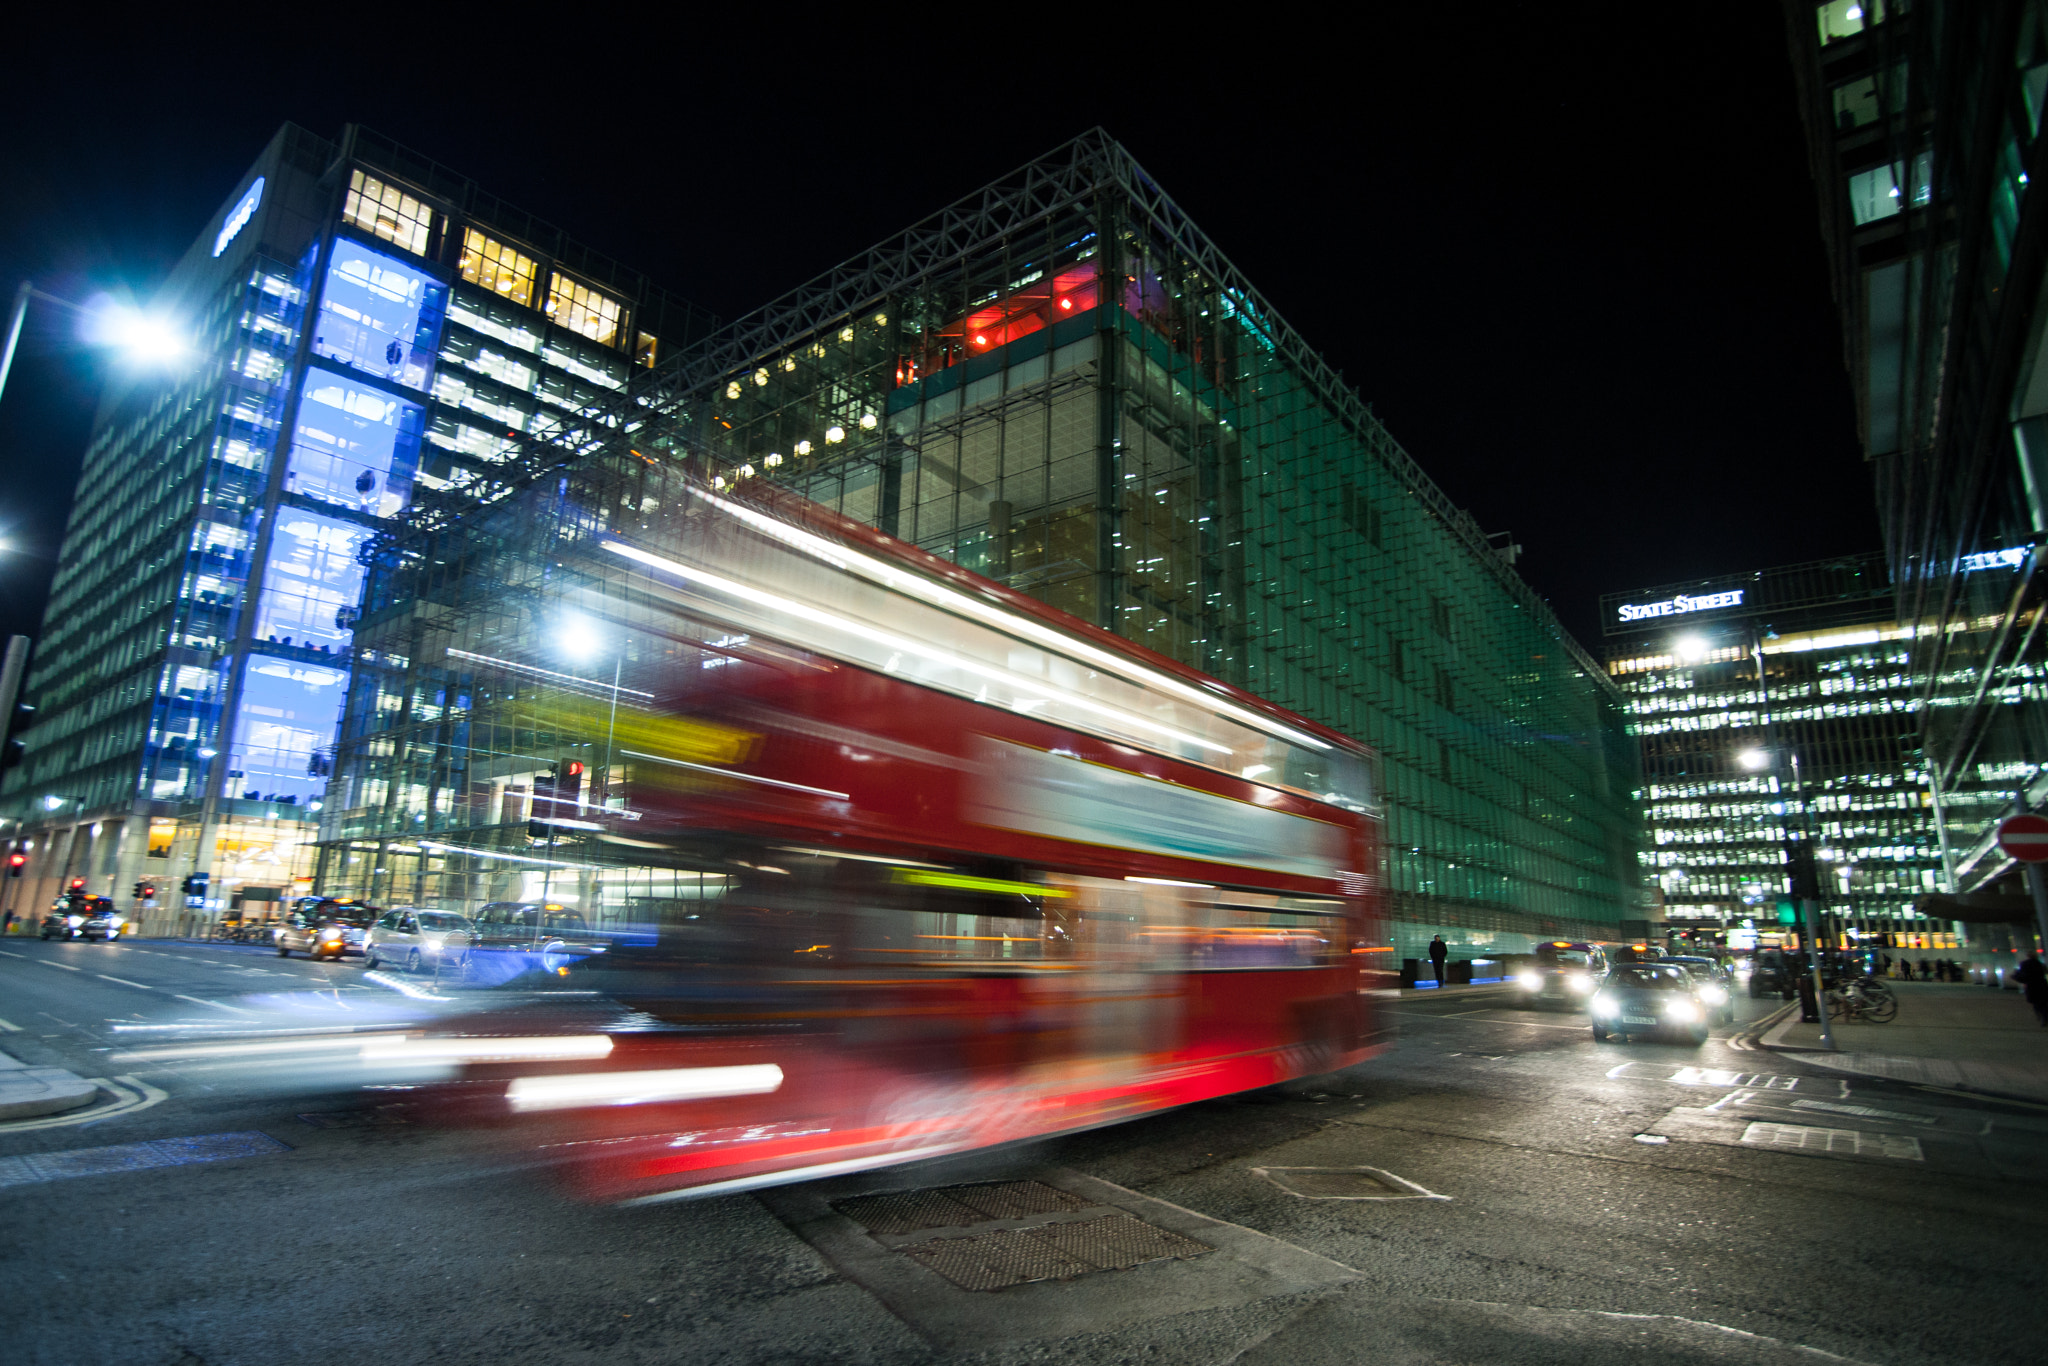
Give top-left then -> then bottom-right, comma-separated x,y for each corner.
363,908 -> 476,973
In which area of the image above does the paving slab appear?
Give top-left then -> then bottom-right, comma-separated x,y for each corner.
1759,980 -> 2048,1104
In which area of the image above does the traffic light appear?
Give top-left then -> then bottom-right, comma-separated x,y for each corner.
68,878 -> 86,892
181,872 -> 209,897
7,852 -> 23,878
1775,897 -> 1799,926
134,882 -> 156,901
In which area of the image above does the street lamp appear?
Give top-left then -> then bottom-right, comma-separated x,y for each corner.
1737,747 -> 1771,772
0,281 -> 189,410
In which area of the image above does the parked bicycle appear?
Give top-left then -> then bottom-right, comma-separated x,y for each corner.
1826,975 -> 1897,1023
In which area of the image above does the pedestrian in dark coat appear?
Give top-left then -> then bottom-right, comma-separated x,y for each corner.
2013,952 -> 2048,1026
1428,935 -> 1449,984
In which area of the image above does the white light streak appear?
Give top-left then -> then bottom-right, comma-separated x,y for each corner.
505,1063 -> 784,1112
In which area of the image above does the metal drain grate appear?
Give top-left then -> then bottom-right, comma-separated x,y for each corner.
904,1228 -> 1097,1291
901,1214 -> 1212,1291
945,1180 -> 1092,1220
834,1180 -> 1086,1234
1024,1213 -> 1214,1271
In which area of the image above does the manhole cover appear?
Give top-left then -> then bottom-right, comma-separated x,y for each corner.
901,1214 -> 1212,1291
1252,1165 -> 1448,1201
834,1180 -> 1086,1234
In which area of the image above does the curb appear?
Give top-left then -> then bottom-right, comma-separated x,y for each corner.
0,1065 -> 100,1120
1749,1009 -> 2048,1108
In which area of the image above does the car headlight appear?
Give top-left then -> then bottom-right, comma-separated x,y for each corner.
1665,999 -> 1700,1022
1698,985 -> 1728,1005
1515,971 -> 1542,991
1567,973 -> 1593,992
1592,994 -> 1619,1017
66,915 -> 83,927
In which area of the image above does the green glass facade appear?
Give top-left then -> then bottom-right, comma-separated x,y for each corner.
633,133 -> 1644,955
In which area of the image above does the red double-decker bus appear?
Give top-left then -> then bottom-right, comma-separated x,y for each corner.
434,474 -> 1391,1203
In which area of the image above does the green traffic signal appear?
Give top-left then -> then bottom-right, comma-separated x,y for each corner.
1775,898 -> 1799,926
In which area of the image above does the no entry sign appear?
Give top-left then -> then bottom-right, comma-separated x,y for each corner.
1996,813 -> 2048,863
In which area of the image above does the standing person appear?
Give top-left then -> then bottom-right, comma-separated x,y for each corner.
1880,952 -> 1892,979
2013,952 -> 2048,1026
1428,934 -> 1449,985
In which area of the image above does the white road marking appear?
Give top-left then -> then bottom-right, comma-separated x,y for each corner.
0,1016 -> 19,1031
1740,1121 -> 1923,1160
38,961 -> 82,972
95,974 -> 152,990
0,949 -> 26,959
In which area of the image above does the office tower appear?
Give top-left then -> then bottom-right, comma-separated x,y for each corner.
1603,552 -> 1966,951
1785,1 -> 2048,907
0,124 -> 713,928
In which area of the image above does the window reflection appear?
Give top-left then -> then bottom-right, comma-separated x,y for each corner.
459,228 -> 539,308
252,514 -> 368,655
230,653 -> 350,804
313,240 -> 447,392
546,272 -> 622,347
342,170 -> 433,256
286,369 -> 424,518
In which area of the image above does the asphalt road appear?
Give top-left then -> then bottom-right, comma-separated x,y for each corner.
2,938 -> 2042,1366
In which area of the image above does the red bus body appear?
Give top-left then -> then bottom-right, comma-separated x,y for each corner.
437,477 -> 1392,1203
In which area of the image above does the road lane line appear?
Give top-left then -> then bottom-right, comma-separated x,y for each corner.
0,949 -> 26,959
38,961 -> 82,972
95,974 -> 152,990
173,995 -> 253,1015
0,1016 -> 20,1031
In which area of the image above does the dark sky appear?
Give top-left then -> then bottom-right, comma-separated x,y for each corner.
0,10 -> 1873,652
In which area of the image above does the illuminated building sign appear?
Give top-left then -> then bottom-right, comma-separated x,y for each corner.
1615,589 -> 1745,624
213,177 -> 265,258
1962,547 -> 2026,572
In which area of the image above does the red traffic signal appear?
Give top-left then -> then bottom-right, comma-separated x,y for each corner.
68,878 -> 86,891
7,853 -> 24,878
562,760 -> 585,778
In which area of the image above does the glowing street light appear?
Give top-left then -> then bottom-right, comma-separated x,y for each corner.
1672,634 -> 1710,663
1737,748 -> 1771,771
0,281 -> 190,413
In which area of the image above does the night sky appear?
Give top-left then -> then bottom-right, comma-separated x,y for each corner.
0,11 -> 1872,654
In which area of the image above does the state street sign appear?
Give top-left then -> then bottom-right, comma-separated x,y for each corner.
1995,813 -> 2048,863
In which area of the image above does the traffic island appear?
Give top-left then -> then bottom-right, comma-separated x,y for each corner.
0,1052 -> 99,1121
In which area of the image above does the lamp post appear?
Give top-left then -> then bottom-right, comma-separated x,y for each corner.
1745,628 -> 1835,1050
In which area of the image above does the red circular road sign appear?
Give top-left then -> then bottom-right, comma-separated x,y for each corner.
1997,813 -> 2048,863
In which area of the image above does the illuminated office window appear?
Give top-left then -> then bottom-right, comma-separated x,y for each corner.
342,170 -> 433,256
636,331 -> 658,368
459,227 -> 538,308
545,272 -> 622,348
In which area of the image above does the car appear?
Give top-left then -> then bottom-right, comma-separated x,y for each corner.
79,898 -> 124,942
39,909 -> 84,940
466,901 -> 607,983
1589,964 -> 1714,1044
1659,955 -> 1736,1024
1513,940 -> 1608,1010
364,908 -> 476,973
276,900 -> 379,960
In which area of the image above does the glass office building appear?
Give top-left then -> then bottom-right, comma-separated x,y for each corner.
315,131 -> 1645,960
1785,1 -> 2048,920
0,124 -> 713,930
1604,550 -> 1992,949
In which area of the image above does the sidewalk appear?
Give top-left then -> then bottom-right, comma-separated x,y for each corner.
1759,980 -> 2048,1104
1394,980 -> 1514,1002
